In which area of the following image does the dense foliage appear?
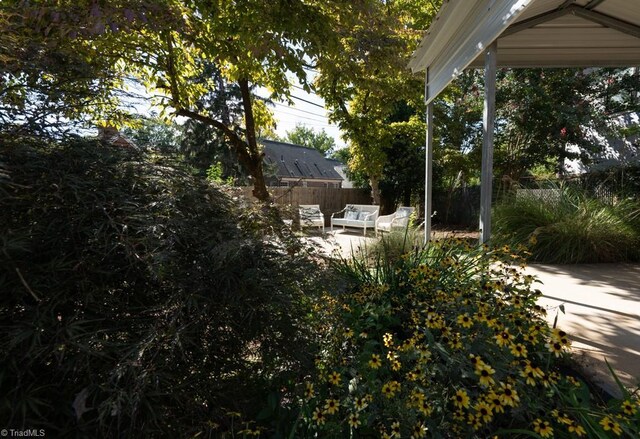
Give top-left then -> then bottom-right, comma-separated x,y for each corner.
493,183 -> 640,263
292,240 -> 640,437
0,137 -> 326,436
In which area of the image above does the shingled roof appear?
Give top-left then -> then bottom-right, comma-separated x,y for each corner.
262,139 -> 342,181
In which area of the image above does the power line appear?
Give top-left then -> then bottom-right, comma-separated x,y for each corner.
290,94 -> 326,109
272,101 -> 327,118
275,109 -> 330,124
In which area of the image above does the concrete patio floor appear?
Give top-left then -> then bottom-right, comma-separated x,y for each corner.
306,231 -> 640,396
528,263 -> 640,397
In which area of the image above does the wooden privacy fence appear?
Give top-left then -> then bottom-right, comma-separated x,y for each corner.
239,186 -> 372,224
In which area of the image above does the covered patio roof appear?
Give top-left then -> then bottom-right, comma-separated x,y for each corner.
408,0 -> 640,242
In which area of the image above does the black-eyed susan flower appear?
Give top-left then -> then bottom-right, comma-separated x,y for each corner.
418,399 -> 433,416
532,419 -> 553,438
486,392 -> 505,414
452,389 -> 470,409
304,382 -> 315,400
389,421 -> 401,438
568,421 -> 587,436
347,412 -> 360,428
368,353 -> 382,369
327,371 -> 341,386
521,361 -> 545,386
474,401 -> 493,423
495,328 -> 513,347
312,406 -> 326,425
599,416 -> 622,435
476,363 -> 496,387
457,313 -> 473,329
499,382 -> 520,407
621,399 -> 637,415
354,396 -> 368,411
323,398 -> 339,415
411,422 -> 427,439
382,381 -> 399,399
545,339 -> 565,357
510,343 -> 528,357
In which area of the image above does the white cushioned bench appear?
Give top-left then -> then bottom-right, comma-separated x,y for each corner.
375,206 -> 415,235
331,204 -> 379,236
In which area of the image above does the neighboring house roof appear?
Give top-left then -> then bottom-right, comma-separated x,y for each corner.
98,126 -> 136,149
262,139 -> 342,181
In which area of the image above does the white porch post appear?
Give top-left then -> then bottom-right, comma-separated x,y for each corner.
479,41 -> 497,244
424,69 -> 434,244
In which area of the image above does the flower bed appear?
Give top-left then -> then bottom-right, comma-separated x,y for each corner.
294,240 -> 640,438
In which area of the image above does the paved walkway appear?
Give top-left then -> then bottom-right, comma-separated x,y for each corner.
306,231 -> 640,396
528,264 -> 640,397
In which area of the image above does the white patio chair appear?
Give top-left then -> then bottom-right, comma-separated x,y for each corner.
375,206 -> 415,235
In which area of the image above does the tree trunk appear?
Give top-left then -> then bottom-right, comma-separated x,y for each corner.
370,176 -> 381,205
238,78 -> 270,202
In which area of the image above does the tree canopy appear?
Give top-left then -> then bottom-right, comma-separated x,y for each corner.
278,124 -> 336,156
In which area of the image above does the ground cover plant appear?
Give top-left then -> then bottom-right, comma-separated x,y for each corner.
0,136 -> 327,436
288,239 -> 640,438
493,183 -> 640,264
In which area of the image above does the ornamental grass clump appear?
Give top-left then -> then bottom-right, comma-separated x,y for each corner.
493,182 -> 640,263
293,239 -> 640,438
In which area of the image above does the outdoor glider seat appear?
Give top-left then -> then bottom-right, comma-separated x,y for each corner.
375,206 -> 415,236
298,204 -> 325,233
331,204 -> 379,236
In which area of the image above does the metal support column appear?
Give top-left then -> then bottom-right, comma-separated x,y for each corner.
424,69 -> 434,244
479,41 -> 497,244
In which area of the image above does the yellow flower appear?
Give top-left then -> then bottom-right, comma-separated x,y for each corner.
452,389 -> 470,409
510,343 -> 528,357
521,362 -> 545,386
411,422 -> 427,439
354,396 -> 368,411
486,392 -> 505,414
304,382 -> 315,400
495,329 -> 513,347
621,399 -> 637,415
327,371 -> 341,386
323,398 -> 340,415
497,382 -> 520,407
599,417 -> 622,435
390,421 -> 401,438
568,421 -> 587,436
533,419 -> 553,438
348,413 -> 360,428
418,400 -> 433,416
469,354 -> 486,370
383,332 -> 394,347
382,381 -> 399,398
457,313 -> 473,328
474,401 -> 493,423
368,353 -> 382,369
312,406 -> 326,425
546,339 -> 565,357
476,363 -> 496,387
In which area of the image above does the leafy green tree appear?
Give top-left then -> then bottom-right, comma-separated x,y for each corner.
315,0 -> 443,205
280,124 -> 336,156
121,115 -> 182,152
1,1 -> 361,202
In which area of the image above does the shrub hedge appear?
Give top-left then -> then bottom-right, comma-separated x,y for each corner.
0,137 -> 325,436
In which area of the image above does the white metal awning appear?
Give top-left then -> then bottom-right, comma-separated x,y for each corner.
409,0 -> 640,243
409,0 -> 640,105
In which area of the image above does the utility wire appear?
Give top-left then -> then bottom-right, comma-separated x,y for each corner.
273,101 -> 327,118
290,94 -> 326,109
275,109 -> 330,124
